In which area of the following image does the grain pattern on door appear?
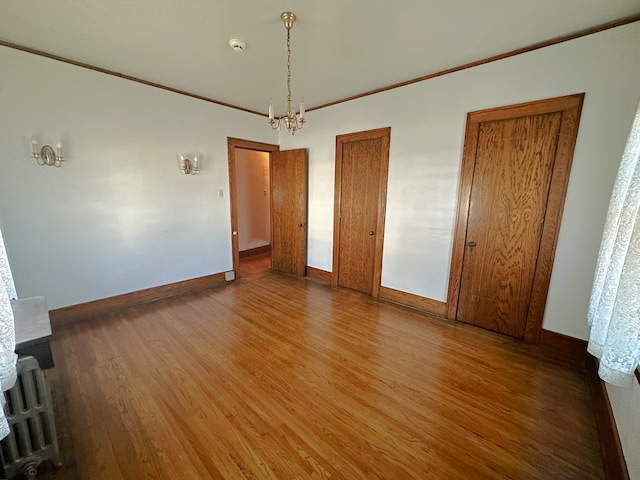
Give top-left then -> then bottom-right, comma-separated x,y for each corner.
457,113 -> 561,337
271,149 -> 307,276
338,140 -> 381,292
333,127 -> 390,297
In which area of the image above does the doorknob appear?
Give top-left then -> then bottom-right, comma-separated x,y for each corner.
369,231 -> 375,236
468,241 -> 476,251
298,223 -> 303,227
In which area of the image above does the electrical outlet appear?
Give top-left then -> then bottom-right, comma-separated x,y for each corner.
218,189 -> 224,198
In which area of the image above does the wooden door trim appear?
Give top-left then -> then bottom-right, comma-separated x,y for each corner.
446,94 -> 584,343
332,127 -> 391,297
227,138 -> 279,278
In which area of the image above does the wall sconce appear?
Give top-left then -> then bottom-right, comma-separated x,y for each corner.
180,155 -> 199,175
31,137 -> 64,167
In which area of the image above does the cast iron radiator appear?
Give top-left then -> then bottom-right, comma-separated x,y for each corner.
0,356 -> 60,480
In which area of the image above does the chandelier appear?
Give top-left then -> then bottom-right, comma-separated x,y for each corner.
268,12 -> 305,135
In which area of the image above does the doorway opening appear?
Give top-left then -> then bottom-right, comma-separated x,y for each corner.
227,138 -> 279,279
227,138 -> 308,279
236,148 -> 271,277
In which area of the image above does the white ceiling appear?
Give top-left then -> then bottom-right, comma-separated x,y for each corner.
1,1 -> 639,116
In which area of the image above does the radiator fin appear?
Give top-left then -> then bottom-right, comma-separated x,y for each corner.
1,356 -> 60,479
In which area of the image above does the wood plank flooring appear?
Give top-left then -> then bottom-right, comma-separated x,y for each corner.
37,257 -> 603,479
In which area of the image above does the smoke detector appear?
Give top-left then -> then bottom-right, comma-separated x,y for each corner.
228,39 -> 247,52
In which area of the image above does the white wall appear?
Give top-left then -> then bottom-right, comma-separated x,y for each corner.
0,47 -> 277,309
279,22 -> 640,341
235,149 -> 270,251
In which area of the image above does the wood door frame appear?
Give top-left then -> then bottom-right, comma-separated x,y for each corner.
446,94 -> 584,344
332,127 -> 391,298
227,137 -> 279,278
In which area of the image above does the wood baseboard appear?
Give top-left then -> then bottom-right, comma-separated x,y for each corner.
306,266 -> 332,282
586,356 -> 629,480
49,272 -> 229,329
535,329 -> 590,372
378,286 -> 447,317
239,245 -> 271,259
539,329 -> 588,355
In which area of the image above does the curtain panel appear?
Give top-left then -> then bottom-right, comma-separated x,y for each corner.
588,104 -> 640,388
0,230 -> 16,301
0,229 -> 17,438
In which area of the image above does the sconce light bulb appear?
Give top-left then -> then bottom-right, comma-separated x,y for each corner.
31,137 -> 39,157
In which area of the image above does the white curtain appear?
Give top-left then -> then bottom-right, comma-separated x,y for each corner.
0,229 -> 17,438
0,229 -> 16,301
588,103 -> 640,388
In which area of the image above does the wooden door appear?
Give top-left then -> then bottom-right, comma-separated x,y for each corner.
333,128 -> 390,296
271,149 -> 308,276
458,113 -> 560,337
447,94 -> 584,342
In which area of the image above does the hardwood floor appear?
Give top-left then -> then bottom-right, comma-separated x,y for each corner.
38,261 -> 603,479
238,253 -> 271,278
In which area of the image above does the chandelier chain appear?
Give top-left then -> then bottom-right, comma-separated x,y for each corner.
286,26 -> 292,106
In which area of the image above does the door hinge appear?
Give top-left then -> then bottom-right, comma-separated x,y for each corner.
539,221 -> 544,237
